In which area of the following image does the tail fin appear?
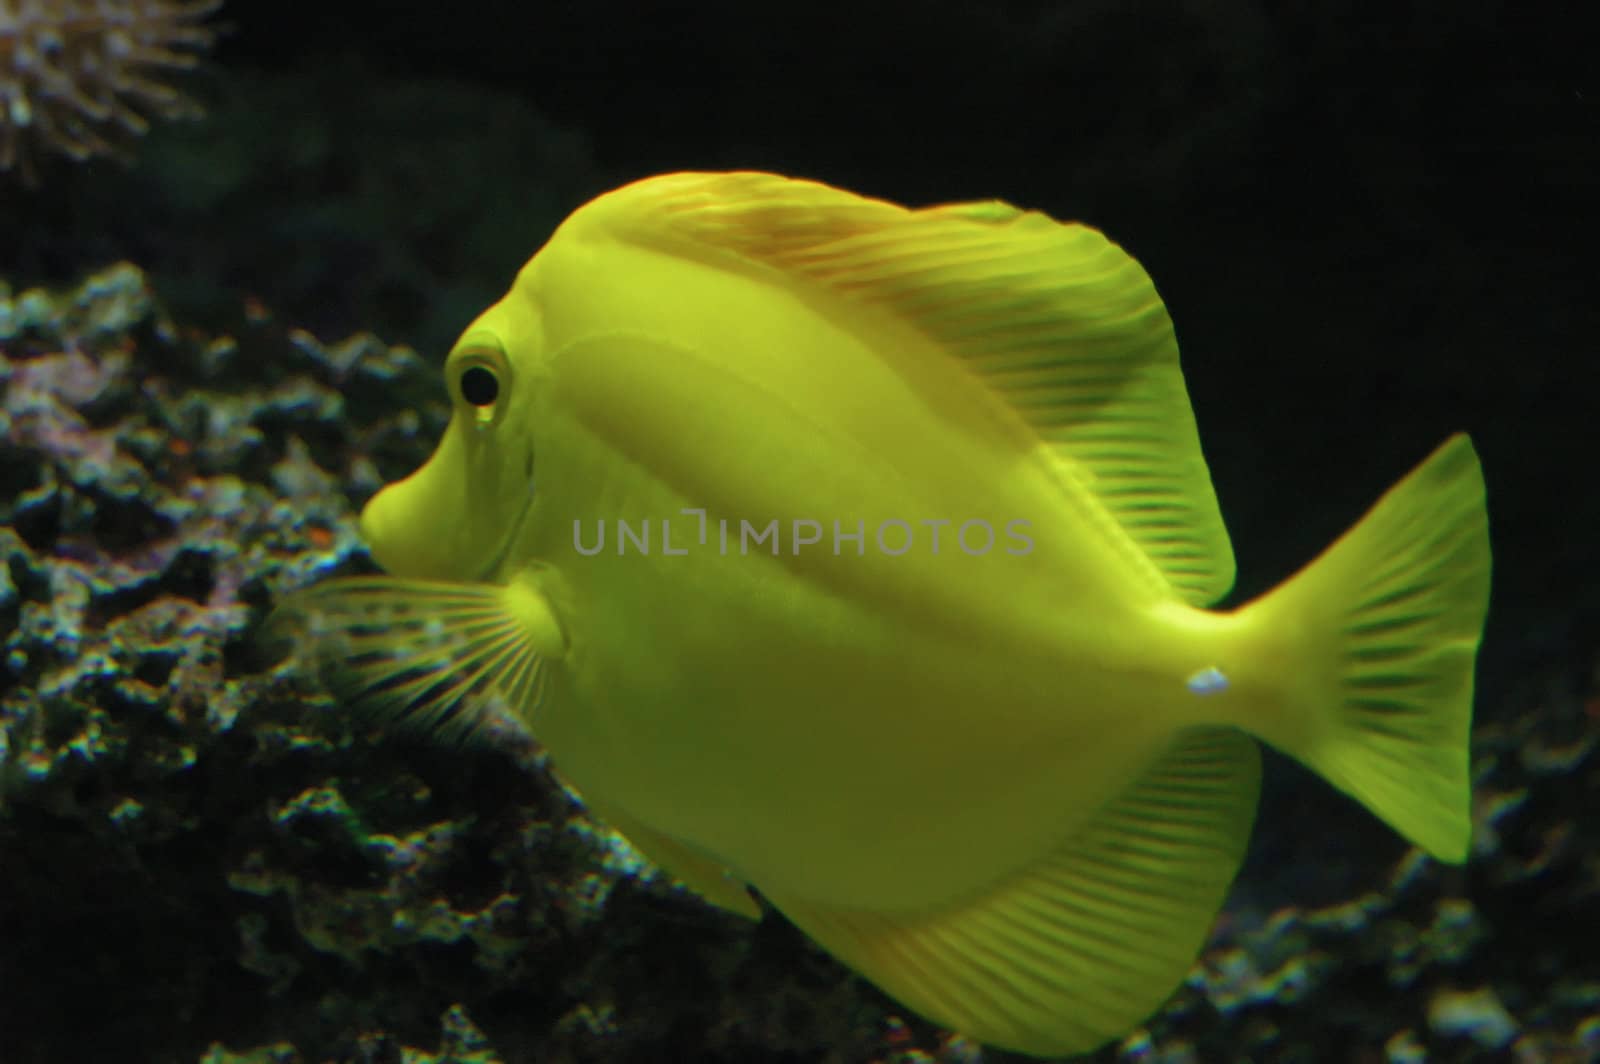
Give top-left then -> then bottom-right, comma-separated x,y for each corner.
1236,434 -> 1490,862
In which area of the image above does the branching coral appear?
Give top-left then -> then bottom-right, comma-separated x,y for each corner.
0,0 -> 220,183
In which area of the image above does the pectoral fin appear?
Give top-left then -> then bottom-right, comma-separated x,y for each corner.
266,571 -> 565,741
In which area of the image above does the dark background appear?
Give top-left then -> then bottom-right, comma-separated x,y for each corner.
7,0 -> 1597,896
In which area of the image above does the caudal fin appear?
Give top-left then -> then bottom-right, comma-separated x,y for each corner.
1236,434 -> 1490,862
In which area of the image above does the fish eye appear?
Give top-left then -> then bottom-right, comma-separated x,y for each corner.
449,332 -> 513,428
460,366 -> 499,407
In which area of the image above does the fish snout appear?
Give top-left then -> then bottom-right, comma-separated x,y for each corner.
357,483 -> 408,575
358,479 -> 456,580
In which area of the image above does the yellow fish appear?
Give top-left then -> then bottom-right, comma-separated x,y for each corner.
280,172 -> 1491,1057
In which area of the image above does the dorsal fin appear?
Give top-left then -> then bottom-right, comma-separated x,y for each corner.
574,171 -> 1236,605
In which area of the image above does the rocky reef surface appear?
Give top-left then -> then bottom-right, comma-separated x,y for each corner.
1,264 -> 1596,1063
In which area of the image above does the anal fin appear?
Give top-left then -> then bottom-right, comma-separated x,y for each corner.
760,726 -> 1260,1056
